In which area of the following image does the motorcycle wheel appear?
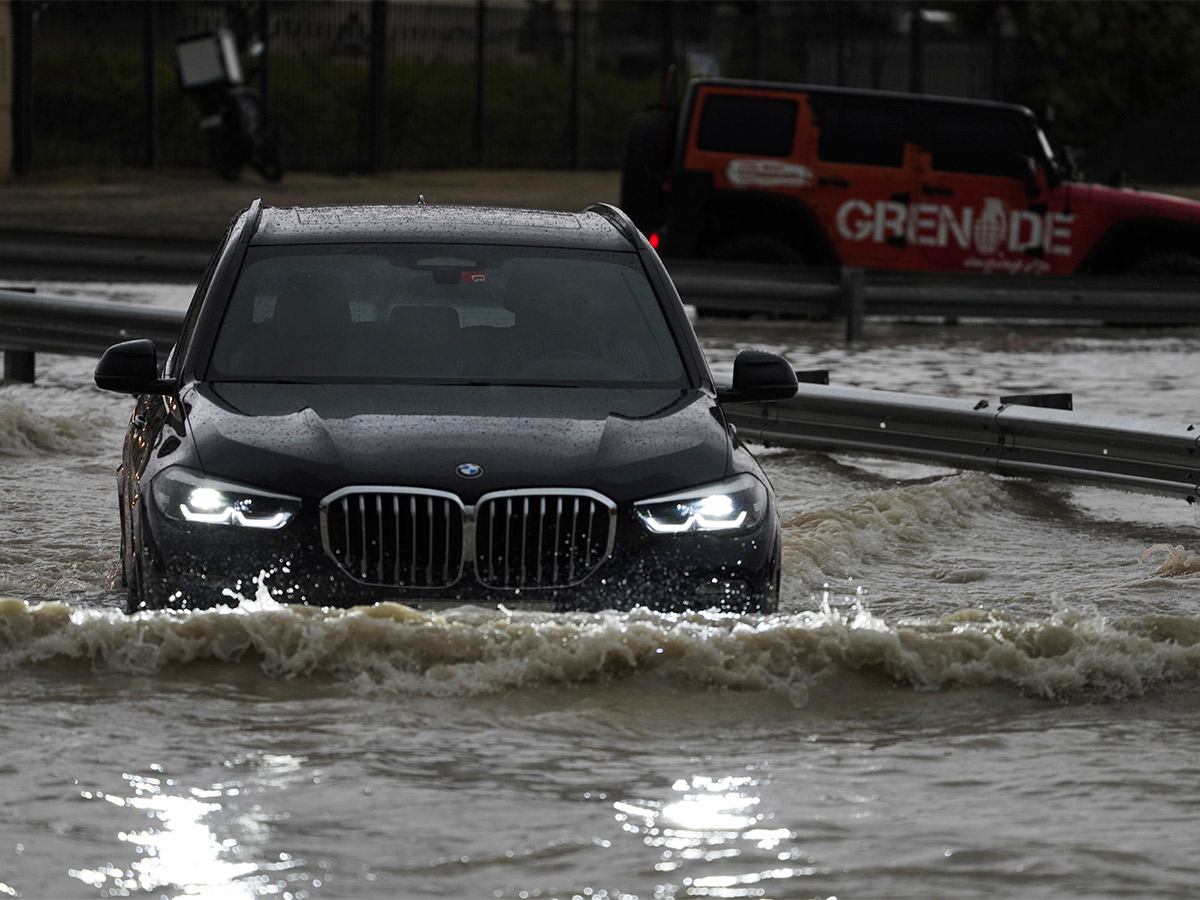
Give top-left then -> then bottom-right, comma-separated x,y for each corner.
252,144 -> 283,182
206,130 -> 244,181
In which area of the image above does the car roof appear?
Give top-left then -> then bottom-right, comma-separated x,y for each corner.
249,204 -> 636,251
687,78 -> 1038,120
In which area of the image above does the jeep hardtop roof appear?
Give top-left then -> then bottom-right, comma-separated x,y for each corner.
681,78 -> 1040,120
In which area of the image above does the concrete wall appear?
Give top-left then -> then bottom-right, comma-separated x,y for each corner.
0,1 -> 11,178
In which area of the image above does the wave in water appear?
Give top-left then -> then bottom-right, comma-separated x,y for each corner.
3,590 -> 1199,706
784,472 -> 1005,583
0,397 -> 114,456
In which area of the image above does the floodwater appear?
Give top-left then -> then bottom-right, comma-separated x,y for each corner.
3,280 -> 1200,899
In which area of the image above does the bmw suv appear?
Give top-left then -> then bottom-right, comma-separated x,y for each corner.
94,201 -> 798,614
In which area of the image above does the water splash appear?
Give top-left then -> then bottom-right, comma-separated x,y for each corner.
1140,543 -> 1200,577
784,473 -> 1003,583
0,398 -> 112,456
3,592 -> 1200,706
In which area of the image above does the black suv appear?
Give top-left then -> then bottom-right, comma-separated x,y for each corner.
95,201 -> 798,614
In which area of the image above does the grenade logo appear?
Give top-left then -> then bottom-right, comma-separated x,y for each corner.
973,198 -> 1008,256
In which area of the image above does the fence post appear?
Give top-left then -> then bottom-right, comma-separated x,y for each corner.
475,0 -> 487,167
142,2 -> 157,166
2,285 -> 36,382
569,0 -> 581,168
3,350 -> 34,384
258,2 -> 271,109
368,0 -> 388,172
841,266 -> 865,344
12,0 -> 33,173
908,0 -> 924,94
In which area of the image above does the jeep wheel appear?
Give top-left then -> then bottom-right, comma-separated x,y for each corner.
1129,252 -> 1200,277
698,237 -> 807,318
620,110 -> 673,234
714,235 -> 806,265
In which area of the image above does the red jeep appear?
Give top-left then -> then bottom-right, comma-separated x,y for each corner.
622,78 -> 1200,276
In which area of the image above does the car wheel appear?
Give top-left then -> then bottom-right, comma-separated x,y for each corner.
245,92 -> 284,182
125,545 -> 148,614
1106,253 -> 1200,326
207,133 -> 243,181
750,533 -> 783,614
1129,252 -> 1200,277
699,236 -> 806,318
714,235 -> 806,265
126,508 -> 168,614
745,543 -> 781,614
252,151 -> 284,182
726,586 -> 778,614
117,490 -> 130,589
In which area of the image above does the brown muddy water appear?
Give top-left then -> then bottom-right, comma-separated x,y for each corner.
2,281 -> 1200,899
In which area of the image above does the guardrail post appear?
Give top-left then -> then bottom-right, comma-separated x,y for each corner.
841,266 -> 865,344
1,286 -> 36,383
3,350 -> 35,384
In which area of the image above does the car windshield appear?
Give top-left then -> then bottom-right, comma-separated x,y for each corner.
206,244 -> 689,387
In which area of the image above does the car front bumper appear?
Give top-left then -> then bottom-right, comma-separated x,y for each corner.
140,503 -> 781,614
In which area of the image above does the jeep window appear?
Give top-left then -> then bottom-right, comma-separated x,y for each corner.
929,112 -> 1029,178
696,94 -> 797,157
816,103 -> 905,167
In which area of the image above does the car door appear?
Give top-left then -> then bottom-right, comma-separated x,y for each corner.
806,96 -> 919,270
912,106 -> 1073,275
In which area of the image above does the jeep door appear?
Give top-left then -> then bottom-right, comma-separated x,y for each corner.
676,85 -> 813,260
806,97 -> 918,270
912,106 -> 1075,275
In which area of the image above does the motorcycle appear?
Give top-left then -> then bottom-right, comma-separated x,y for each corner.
175,29 -> 282,182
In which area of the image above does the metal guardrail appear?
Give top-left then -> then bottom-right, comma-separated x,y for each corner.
4,286 -> 1200,503
0,231 -> 213,283
723,383 -> 1200,502
668,261 -> 1200,340
0,288 -> 182,382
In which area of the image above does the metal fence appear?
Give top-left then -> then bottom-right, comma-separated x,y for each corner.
11,0 -> 1035,175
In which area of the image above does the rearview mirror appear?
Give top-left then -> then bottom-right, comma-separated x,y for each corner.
94,339 -> 175,395
717,349 -> 798,403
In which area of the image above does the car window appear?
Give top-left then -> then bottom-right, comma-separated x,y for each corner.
167,220 -> 233,378
929,111 -> 1028,177
696,94 -> 797,157
816,102 -> 906,167
205,245 -> 688,387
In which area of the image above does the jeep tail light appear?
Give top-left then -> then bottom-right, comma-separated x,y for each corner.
649,232 -> 660,249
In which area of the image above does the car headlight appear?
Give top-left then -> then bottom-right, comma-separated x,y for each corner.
634,473 -> 769,534
153,467 -> 301,530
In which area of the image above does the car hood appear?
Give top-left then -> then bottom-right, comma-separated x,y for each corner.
1069,182 -> 1200,222
181,383 -> 731,504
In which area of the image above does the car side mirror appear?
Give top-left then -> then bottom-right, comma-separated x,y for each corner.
94,339 -> 175,395
717,349 -> 798,403
1016,154 -> 1041,198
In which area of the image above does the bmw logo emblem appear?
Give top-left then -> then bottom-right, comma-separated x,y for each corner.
456,462 -> 483,479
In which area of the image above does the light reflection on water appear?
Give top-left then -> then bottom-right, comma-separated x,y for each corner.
70,756 -> 313,899
612,771 -> 820,899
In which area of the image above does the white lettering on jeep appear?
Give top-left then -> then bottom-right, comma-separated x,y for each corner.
726,159 -> 813,188
835,197 -> 1074,258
